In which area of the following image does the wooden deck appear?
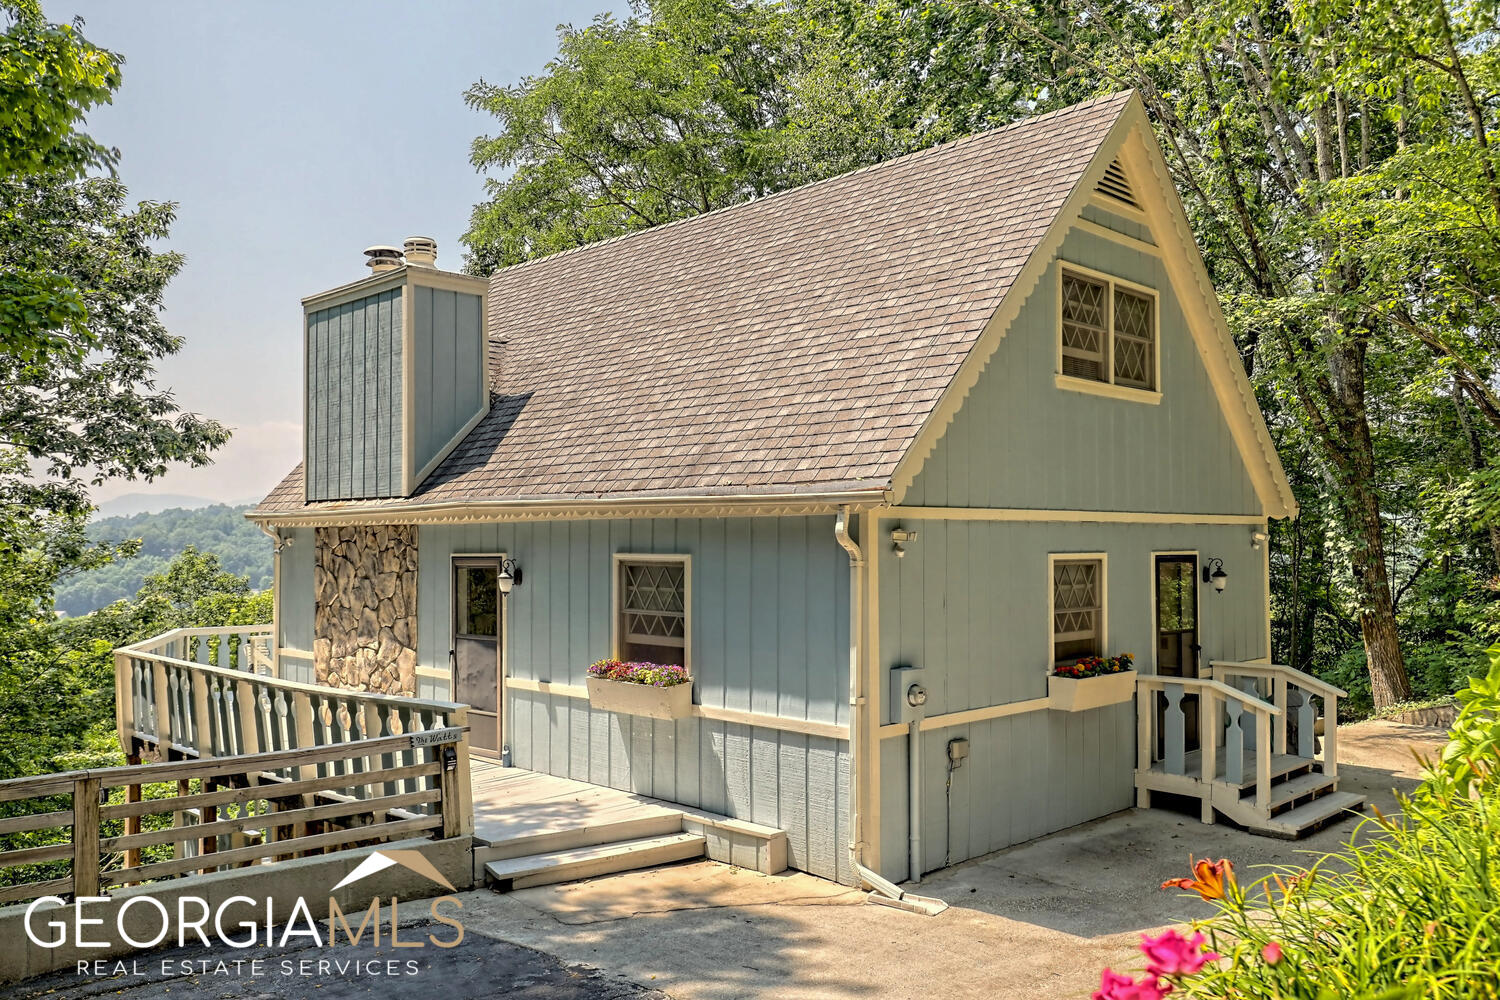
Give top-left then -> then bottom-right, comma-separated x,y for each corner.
468,757 -> 790,886
469,757 -> 683,847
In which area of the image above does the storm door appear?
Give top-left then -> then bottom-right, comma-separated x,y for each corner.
452,558 -> 501,755
1155,554 -> 1201,754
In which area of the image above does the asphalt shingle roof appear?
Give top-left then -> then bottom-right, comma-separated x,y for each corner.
254,91 -> 1134,516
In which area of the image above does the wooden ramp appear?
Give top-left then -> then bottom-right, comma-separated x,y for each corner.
469,759 -> 787,889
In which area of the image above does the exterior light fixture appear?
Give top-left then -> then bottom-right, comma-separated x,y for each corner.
1250,530 -> 1269,550
1202,558 -> 1228,593
891,527 -> 917,558
497,558 -> 522,595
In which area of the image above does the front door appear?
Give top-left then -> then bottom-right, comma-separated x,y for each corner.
1155,554 -> 1201,753
452,558 -> 501,755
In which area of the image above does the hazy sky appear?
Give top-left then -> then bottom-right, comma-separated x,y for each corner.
52,1 -> 613,505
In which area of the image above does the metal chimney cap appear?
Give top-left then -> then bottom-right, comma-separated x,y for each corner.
402,236 -> 438,267
364,245 -> 404,273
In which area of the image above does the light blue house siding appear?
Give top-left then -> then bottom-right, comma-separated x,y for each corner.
903,216 -> 1262,515
305,290 -> 402,501
277,527 -> 316,684
874,519 -> 1268,881
875,214 -> 1271,881
410,286 -> 486,477
416,517 -> 856,884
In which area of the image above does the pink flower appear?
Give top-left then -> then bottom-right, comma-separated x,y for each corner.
1261,941 -> 1283,965
1140,930 -> 1219,977
1093,970 -> 1173,1000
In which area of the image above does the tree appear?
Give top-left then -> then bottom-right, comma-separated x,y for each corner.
0,0 -> 121,360
463,0 -> 902,271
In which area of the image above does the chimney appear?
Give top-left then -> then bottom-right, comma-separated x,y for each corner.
363,245 -> 403,273
403,236 -> 437,267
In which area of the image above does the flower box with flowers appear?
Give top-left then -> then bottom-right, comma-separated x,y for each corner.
1048,654 -> 1137,712
585,659 -> 693,720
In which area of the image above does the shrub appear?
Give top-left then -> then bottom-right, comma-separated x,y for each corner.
1097,647 -> 1500,999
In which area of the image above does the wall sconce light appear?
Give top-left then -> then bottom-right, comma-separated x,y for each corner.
1250,530 -> 1269,550
497,557 -> 523,596
1202,558 -> 1228,593
891,527 -> 918,558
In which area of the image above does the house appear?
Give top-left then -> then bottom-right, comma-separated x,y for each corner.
248,91 -> 1360,889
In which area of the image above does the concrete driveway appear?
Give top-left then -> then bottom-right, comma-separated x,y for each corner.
458,720 -> 1445,1000
8,721 -> 1445,1000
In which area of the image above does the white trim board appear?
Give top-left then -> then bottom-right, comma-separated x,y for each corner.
883,506 -> 1265,525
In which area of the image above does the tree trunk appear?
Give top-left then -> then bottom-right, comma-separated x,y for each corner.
1342,472 -> 1411,709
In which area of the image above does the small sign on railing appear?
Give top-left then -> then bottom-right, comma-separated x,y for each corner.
409,727 -> 463,750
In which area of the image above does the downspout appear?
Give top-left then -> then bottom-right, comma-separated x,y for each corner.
834,506 -> 947,916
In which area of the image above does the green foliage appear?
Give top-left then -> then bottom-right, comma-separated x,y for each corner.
0,0 -> 121,360
54,504 -> 272,617
1163,652 -> 1500,999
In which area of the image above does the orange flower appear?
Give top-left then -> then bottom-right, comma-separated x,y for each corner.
1161,856 -> 1237,901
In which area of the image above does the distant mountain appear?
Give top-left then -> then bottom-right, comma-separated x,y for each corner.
95,492 -> 218,518
55,504 -> 273,617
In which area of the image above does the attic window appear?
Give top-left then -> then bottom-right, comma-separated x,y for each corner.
1059,265 -> 1159,398
1095,159 -> 1139,208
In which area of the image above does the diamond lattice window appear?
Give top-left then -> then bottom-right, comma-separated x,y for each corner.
619,559 -> 687,667
1113,288 -> 1155,389
1061,272 -> 1108,382
1059,268 -> 1157,393
1053,558 -> 1103,665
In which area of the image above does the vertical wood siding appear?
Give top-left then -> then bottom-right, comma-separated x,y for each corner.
415,517 -> 855,883
305,290 -> 402,500
410,286 -> 485,478
903,224 -> 1263,514
277,527 -> 316,684
874,517 -> 1268,881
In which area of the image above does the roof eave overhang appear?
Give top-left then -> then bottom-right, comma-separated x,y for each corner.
245,486 -> 893,528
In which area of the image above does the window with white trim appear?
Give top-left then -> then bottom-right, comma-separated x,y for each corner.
1060,268 -> 1157,392
1052,558 -> 1104,665
616,558 -> 688,667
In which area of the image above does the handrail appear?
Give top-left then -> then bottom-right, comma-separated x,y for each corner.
1135,673 -> 1282,716
1208,660 -> 1348,700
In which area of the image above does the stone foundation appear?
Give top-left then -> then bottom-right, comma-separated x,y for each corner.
313,524 -> 418,694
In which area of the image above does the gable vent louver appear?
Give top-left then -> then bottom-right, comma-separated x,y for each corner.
1095,159 -> 1139,209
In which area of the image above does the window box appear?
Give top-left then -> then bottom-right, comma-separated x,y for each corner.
586,675 -> 693,720
1048,669 -> 1137,712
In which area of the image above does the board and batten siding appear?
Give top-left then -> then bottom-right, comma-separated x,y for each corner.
410,286 -> 486,479
874,518 -> 1269,881
416,517 -> 855,884
276,527 -> 316,684
305,289 -> 403,501
903,218 -> 1263,515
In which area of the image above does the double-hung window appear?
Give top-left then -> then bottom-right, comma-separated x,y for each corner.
1051,556 -> 1105,666
1059,266 -> 1159,397
614,556 -> 690,669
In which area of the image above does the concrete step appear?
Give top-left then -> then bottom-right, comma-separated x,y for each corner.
473,810 -> 683,872
483,832 -> 706,891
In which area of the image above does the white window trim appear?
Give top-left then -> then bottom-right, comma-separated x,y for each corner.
611,552 -> 692,674
1055,261 -> 1162,404
1047,552 -> 1108,670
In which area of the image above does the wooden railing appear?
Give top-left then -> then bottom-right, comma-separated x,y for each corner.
114,627 -> 466,782
0,730 -> 471,906
1136,674 -> 1284,812
1206,661 -> 1345,779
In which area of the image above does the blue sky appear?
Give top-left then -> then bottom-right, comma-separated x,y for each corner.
53,1 -> 613,505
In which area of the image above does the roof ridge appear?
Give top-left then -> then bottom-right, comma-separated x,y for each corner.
483,89 -> 1138,284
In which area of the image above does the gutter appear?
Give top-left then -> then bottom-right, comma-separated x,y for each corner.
245,487 -> 891,528
834,506 -> 948,916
